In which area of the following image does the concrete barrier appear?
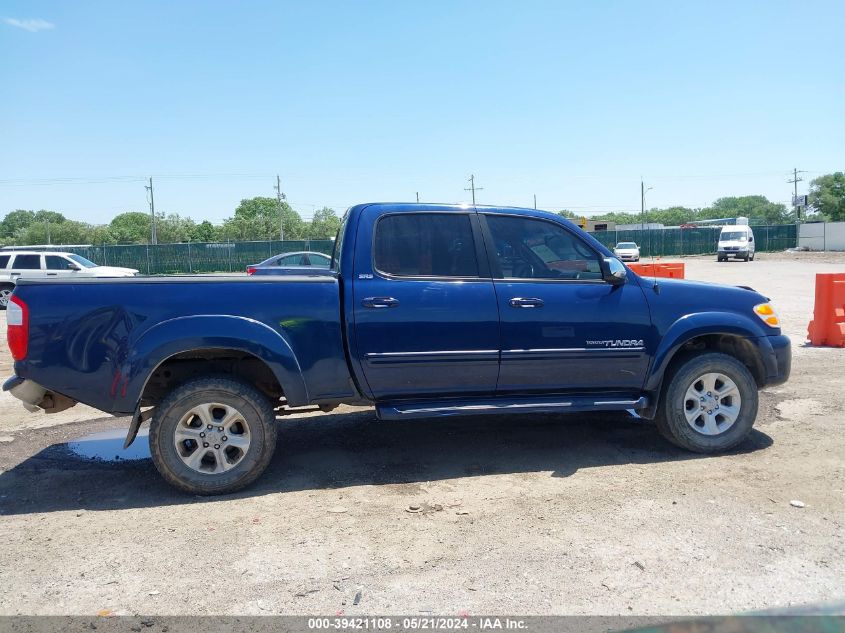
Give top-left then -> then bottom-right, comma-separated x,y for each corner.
627,262 -> 685,279
807,273 -> 845,347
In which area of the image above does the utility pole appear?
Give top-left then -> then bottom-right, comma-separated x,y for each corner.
416,192 -> 420,203
640,180 -> 653,230
464,174 -> 483,205
788,167 -> 806,222
533,194 -> 537,209
145,177 -> 157,245
274,174 -> 286,241
44,219 -> 51,245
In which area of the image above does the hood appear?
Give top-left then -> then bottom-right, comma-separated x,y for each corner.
632,275 -> 773,331
90,266 -> 138,277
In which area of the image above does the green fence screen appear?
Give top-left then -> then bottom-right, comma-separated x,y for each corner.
57,240 -> 335,275
589,224 -> 797,258
17,225 -> 796,275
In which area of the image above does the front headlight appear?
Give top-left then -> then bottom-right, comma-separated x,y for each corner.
753,303 -> 780,327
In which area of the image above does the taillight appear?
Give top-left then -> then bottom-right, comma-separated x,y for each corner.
246,266 -> 257,275
7,295 -> 29,361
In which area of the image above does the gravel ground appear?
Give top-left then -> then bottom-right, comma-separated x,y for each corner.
0,251 -> 843,616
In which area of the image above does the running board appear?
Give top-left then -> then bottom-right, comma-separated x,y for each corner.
376,395 -> 648,421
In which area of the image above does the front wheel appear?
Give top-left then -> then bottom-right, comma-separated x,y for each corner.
654,352 -> 758,453
149,377 -> 277,494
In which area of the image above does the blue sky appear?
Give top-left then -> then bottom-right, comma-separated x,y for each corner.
1,0 -> 843,224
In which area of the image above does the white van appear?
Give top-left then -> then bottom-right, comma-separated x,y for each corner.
717,225 -> 755,262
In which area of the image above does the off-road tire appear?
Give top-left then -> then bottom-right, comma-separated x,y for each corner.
149,376 -> 277,495
654,352 -> 758,453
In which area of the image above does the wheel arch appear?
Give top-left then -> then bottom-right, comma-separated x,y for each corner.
641,313 -> 770,417
117,314 -> 308,413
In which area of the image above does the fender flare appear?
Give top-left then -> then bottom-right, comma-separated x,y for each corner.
117,315 -> 309,413
644,311 -> 770,394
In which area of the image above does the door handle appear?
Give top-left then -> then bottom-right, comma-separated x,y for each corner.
509,297 -> 544,308
362,297 -> 400,309
46,273 -> 57,276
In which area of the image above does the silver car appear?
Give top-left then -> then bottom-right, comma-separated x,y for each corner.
613,242 -> 640,262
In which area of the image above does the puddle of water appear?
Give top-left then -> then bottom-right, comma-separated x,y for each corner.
67,428 -> 151,462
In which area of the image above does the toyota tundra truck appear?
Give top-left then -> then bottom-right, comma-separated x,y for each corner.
4,203 -> 791,494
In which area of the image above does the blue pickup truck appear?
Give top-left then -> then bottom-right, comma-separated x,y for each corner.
4,203 -> 790,494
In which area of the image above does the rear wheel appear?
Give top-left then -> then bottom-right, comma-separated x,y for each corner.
149,376 -> 277,494
654,352 -> 758,453
0,284 -> 14,310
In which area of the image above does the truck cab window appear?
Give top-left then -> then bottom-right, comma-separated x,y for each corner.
374,213 -> 478,277
485,215 -> 603,280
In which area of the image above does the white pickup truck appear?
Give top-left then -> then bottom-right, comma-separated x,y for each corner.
0,250 -> 138,309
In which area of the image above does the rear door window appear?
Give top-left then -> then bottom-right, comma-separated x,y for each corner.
0,255 -> 10,269
11,254 -> 41,270
374,213 -> 479,277
276,254 -> 305,266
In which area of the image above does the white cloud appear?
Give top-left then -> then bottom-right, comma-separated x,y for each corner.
3,17 -> 55,32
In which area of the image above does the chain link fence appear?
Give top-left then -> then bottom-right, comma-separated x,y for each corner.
56,240 -> 335,275
590,224 -> 797,258
7,225 -> 797,275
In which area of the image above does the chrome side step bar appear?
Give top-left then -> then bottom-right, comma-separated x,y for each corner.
377,395 -> 647,421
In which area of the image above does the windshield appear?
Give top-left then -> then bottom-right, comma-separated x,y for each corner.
68,254 -> 98,268
616,242 -> 637,248
720,231 -> 748,242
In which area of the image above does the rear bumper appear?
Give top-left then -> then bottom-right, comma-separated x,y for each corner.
3,374 -> 78,413
3,375 -> 46,412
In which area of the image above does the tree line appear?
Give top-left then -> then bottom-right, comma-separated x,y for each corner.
560,172 -> 844,226
2,172 -> 843,245
0,197 -> 341,246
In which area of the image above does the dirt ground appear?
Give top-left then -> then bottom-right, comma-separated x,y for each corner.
0,251 -> 843,617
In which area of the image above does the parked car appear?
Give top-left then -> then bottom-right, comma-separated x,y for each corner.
717,225 -> 755,262
613,242 -> 640,262
0,251 -> 138,309
246,251 -> 332,275
5,203 -> 790,494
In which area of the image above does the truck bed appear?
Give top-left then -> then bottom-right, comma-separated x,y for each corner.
12,274 -> 356,413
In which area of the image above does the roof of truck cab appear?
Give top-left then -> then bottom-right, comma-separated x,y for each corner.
350,202 -> 574,223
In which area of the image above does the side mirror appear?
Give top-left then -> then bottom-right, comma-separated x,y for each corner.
602,257 -> 627,285
67,263 -> 80,271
